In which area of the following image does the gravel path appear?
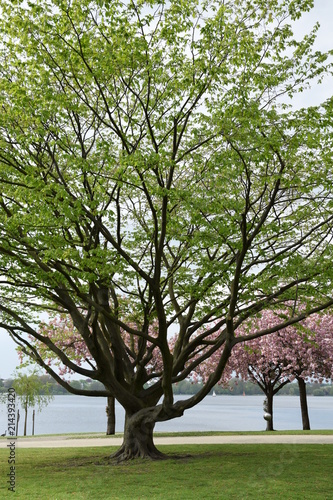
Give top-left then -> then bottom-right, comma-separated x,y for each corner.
1,434 -> 333,448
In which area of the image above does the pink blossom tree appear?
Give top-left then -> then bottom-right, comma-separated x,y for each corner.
230,334 -> 291,431
190,318 -> 292,430
231,311 -> 333,430
195,325 -> 292,430
273,314 -> 333,429
194,311 -> 333,431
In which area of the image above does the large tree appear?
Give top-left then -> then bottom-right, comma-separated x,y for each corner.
0,0 -> 333,460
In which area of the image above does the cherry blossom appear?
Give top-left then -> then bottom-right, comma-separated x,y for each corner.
192,310 -> 333,430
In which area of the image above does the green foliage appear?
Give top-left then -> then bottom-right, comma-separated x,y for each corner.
11,371 -> 54,411
0,0 -> 331,322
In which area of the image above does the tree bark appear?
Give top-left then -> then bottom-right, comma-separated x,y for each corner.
297,376 -> 310,430
111,410 -> 166,462
265,388 -> 274,431
106,396 -> 115,435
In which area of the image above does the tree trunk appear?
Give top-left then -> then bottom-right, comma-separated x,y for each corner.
32,409 -> 35,436
265,388 -> 274,431
297,376 -> 310,430
23,400 -> 28,436
16,409 -> 20,437
106,396 -> 115,435
111,411 -> 166,462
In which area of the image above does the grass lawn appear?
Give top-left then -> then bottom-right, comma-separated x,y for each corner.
0,441 -> 333,499
15,429 -> 333,439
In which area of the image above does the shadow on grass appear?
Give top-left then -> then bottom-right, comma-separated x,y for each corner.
57,449 -> 256,469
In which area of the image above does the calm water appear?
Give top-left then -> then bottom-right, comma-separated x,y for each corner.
0,395 -> 332,436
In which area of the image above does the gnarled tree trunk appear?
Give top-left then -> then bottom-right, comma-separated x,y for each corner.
106,396 -> 115,435
111,410 -> 166,462
297,376 -> 310,430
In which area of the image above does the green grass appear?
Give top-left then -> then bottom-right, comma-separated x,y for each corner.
1,443 -> 333,499
12,429 -> 333,439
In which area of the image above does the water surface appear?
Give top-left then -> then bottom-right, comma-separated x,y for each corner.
0,394 -> 332,436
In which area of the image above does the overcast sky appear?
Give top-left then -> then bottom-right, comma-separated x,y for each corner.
0,0 -> 332,380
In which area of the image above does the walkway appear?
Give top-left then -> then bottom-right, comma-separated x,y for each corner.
1,433 -> 333,448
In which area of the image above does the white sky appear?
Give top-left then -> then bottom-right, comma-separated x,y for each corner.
0,0 -> 332,380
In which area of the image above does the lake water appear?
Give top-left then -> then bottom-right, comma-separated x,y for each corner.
0,395 -> 332,436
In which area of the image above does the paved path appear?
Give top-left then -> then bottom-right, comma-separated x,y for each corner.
1,434 -> 333,448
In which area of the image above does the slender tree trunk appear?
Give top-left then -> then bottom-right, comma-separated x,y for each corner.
32,409 -> 35,436
16,410 -> 20,437
106,396 -> 115,435
265,388 -> 274,431
111,410 -> 166,462
23,400 -> 28,436
297,376 -> 310,430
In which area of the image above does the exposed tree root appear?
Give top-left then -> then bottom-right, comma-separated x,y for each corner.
110,443 -> 167,463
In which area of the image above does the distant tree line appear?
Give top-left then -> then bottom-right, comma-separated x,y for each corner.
173,378 -> 333,396
0,375 -> 78,395
1,375 -> 332,397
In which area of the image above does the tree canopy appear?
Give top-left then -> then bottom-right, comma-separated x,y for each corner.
0,0 -> 333,460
